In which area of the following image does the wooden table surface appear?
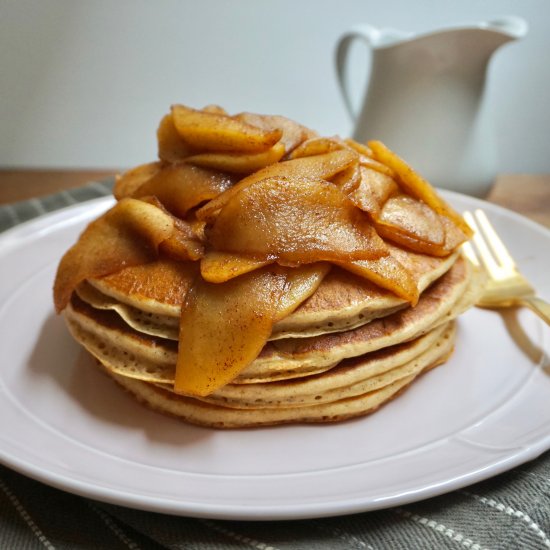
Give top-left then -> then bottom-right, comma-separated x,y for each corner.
0,169 -> 549,228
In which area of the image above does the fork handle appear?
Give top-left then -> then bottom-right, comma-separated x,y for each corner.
518,296 -> 550,326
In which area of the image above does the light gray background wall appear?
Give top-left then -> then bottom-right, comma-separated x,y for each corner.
1,0 -> 548,172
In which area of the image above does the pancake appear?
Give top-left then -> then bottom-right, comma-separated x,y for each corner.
87,245 -> 459,340
64,255 -> 481,386
272,246 -> 459,339
231,255 -> 482,381
106,339 -> 452,429
75,281 -> 180,340
89,259 -> 197,317
177,322 -> 455,409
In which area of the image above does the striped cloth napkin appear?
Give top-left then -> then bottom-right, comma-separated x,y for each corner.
1,180 -> 549,550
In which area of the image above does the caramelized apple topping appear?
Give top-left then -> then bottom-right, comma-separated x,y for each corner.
274,263 -> 331,320
344,138 -> 374,157
175,263 -> 330,396
55,104 -> 473,395
375,195 -> 448,255
158,219 -> 204,262
288,136 -> 346,159
139,196 -> 205,261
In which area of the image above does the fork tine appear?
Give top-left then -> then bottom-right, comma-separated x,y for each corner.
462,211 -> 547,322
463,211 -> 501,277
460,240 -> 480,267
473,209 -> 516,270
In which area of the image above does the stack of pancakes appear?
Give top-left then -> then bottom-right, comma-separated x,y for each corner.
55,105 -> 483,428
64,245 -> 481,428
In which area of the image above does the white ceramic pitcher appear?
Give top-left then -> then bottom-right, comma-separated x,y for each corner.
336,16 -> 527,197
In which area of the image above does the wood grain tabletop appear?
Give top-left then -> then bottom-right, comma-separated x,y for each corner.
0,169 -> 549,228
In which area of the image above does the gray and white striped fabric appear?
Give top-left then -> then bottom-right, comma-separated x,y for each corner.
1,181 -> 549,550
0,179 -> 114,232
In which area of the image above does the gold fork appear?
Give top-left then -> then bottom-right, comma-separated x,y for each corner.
462,209 -> 550,325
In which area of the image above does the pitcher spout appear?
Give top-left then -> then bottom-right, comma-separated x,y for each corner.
470,16 -> 529,57
482,16 -> 529,42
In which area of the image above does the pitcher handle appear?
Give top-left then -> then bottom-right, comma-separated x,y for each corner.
335,24 -> 380,121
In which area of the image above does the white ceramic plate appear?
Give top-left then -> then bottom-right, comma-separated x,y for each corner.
0,191 -> 549,521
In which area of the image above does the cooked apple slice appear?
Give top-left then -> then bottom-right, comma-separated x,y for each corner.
359,155 -> 396,177
175,266 -> 288,396
136,196 -> 205,261
330,162 -> 362,191
113,162 -> 161,200
207,176 -> 389,264
341,166 -> 399,218
128,163 -> 235,218
368,140 -> 473,237
201,257 -> 329,312
174,262 -> 331,396
157,114 -> 192,162
53,198 -> 174,313
200,255 -> 328,295
159,218 -> 205,261
201,251 -> 273,283
185,142 -> 286,175
441,215 -> 472,252
235,112 -> 316,154
344,138 -> 374,157
201,104 -> 228,115
289,136 -> 394,177
336,254 -> 419,305
185,212 -> 207,241
374,194 -> 450,255
195,149 -> 356,221
378,195 -> 445,243
171,104 -> 282,153
288,137 -> 344,159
